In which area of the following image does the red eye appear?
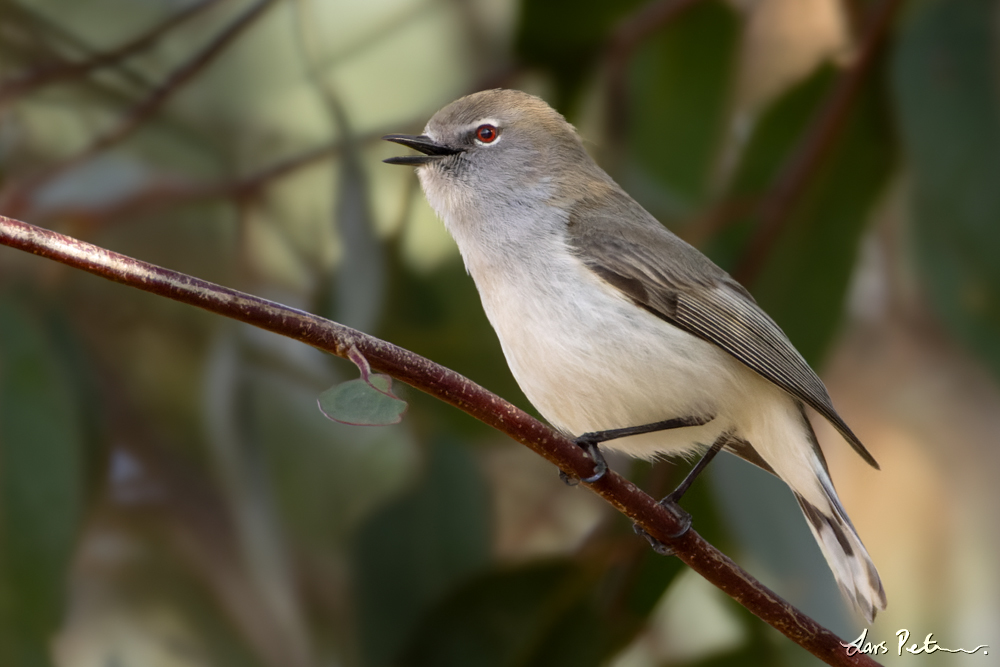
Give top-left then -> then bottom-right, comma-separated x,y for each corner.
475,124 -> 499,143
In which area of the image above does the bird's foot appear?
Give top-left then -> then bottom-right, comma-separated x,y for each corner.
633,496 -> 692,556
560,434 -> 609,485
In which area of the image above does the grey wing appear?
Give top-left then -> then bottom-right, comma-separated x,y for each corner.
567,198 -> 879,469
671,282 -> 878,469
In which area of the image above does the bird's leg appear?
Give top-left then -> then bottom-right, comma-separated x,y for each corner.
659,434 -> 726,505
634,435 -> 727,555
560,414 -> 713,485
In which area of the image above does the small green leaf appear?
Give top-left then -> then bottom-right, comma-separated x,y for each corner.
318,346 -> 408,425
317,374 -> 407,426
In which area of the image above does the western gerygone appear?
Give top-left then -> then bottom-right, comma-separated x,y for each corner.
384,88 -> 886,621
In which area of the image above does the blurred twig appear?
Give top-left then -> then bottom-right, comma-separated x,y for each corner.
33,127 -> 397,232
1,0 -> 280,216
678,194 -> 758,248
0,1 -> 155,94
733,0 -> 902,285
0,2 -> 188,142
103,431 -> 303,667
841,0 -> 867,40
0,214 -> 882,667
0,0 -> 227,105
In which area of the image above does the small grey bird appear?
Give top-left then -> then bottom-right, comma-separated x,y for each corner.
383,89 -> 886,621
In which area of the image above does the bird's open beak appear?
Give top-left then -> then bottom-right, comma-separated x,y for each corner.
382,134 -> 462,165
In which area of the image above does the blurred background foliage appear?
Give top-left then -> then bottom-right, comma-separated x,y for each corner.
1,0 -> 999,665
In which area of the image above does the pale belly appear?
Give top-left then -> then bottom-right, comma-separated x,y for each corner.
473,253 -> 758,460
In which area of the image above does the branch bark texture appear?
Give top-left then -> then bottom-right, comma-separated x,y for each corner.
0,214 -> 880,667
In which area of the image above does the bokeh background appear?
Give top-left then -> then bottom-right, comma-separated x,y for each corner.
1,0 -> 999,665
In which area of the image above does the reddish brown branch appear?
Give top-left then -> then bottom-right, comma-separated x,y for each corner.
2,0 -> 279,216
733,0 -> 902,285
0,0 -> 226,104
0,214 -> 881,667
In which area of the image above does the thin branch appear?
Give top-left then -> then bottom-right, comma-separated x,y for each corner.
841,0 -> 867,40
0,214 -> 880,667
1,0 -> 279,216
732,0 -> 902,285
0,0 -> 227,104
30,125 -> 400,231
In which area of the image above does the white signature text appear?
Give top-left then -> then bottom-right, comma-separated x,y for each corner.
841,628 -> 989,657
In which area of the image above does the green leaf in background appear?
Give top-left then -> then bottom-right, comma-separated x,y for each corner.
397,483 -> 727,667
710,70 -> 837,271
398,559 -> 587,667
751,74 -> 894,366
398,538 -> 688,666
352,438 -> 492,667
892,0 -> 1000,380
0,298 -> 85,667
720,65 -> 894,365
515,0 -> 644,110
626,0 -> 740,217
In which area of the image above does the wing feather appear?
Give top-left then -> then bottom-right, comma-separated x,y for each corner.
566,193 -> 879,469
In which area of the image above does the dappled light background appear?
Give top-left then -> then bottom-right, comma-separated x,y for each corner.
1,0 -> 998,665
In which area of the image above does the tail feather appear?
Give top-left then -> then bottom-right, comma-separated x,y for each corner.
794,484 -> 886,622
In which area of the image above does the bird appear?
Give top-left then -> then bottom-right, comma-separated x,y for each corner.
383,88 -> 886,622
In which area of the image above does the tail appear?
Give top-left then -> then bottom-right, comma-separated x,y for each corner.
794,476 -> 887,622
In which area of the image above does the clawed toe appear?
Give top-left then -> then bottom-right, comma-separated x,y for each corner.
571,434 -> 609,483
657,497 -> 692,536
634,498 -> 693,556
633,523 -> 676,556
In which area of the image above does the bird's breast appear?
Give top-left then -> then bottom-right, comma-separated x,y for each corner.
466,241 -> 739,457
